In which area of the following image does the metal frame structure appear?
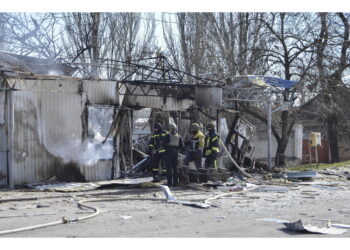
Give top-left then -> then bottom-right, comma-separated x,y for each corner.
1,55 -> 298,170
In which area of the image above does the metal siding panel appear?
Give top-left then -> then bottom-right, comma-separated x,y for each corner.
123,95 -> 193,111
11,87 -> 114,185
83,80 -> 118,105
195,86 -> 222,108
0,91 -> 5,124
12,90 -> 85,185
0,126 -> 7,151
7,79 -> 81,93
0,152 -> 7,185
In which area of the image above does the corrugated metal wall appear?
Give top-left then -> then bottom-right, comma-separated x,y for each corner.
122,85 -> 193,111
83,80 -> 118,105
0,90 -> 7,186
195,86 -> 222,108
7,78 -> 119,186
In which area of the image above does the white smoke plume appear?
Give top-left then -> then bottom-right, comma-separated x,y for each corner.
49,138 -> 114,166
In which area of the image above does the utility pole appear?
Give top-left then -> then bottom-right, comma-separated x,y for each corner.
267,98 -> 272,170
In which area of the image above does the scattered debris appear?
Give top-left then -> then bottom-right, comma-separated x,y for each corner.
251,186 -> 290,193
229,185 -> 244,192
160,185 -> 210,209
29,182 -> 101,192
258,218 -> 288,224
286,171 -> 317,180
0,212 -> 56,219
319,170 -> 350,179
331,223 -> 350,229
120,215 -> 133,220
259,218 -> 348,235
283,219 -> 347,235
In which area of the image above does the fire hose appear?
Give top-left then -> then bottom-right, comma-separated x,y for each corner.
0,197 -> 99,236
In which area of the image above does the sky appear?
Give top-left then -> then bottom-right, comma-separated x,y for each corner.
1,0 -> 349,12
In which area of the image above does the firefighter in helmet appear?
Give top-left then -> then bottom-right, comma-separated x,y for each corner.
148,123 -> 169,181
162,123 -> 184,186
203,122 -> 220,169
183,123 -> 205,169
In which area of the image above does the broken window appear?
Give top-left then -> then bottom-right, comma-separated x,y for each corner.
87,105 -> 115,160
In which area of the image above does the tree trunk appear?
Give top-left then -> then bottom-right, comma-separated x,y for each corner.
327,114 -> 340,163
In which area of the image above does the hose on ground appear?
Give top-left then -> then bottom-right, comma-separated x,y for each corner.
204,185 -> 264,204
0,193 -> 206,236
0,197 -> 99,236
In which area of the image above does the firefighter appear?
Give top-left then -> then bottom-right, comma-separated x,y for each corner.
148,123 -> 169,182
183,123 -> 205,169
163,123 -> 184,186
203,122 -> 220,169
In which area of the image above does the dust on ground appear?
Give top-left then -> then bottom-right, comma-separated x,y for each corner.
1,166 -> 350,237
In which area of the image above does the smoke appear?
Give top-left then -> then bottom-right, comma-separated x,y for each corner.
49,138 -> 114,166
48,69 -> 64,76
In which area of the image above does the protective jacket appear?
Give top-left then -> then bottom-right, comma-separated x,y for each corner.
189,131 -> 205,151
203,131 -> 220,158
148,129 -> 169,154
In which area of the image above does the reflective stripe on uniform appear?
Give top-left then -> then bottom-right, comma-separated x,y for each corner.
159,149 -> 166,153
205,149 -> 212,156
152,168 -> 159,171
212,146 -> 219,152
212,136 -> 218,142
214,159 -> 218,169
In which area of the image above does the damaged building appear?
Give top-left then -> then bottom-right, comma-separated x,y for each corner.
0,52 -> 302,188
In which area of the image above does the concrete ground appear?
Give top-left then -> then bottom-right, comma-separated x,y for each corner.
1,168 -> 350,238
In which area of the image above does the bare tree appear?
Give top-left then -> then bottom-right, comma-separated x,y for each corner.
62,12 -> 156,78
313,13 -> 350,162
1,13 -> 64,59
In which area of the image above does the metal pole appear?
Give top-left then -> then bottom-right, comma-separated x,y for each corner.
8,91 -> 14,188
267,99 -> 272,170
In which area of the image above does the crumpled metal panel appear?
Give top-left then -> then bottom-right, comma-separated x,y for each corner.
287,171 -> 317,179
29,182 -> 100,192
283,220 -> 347,235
